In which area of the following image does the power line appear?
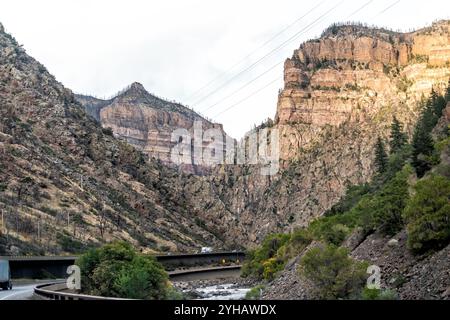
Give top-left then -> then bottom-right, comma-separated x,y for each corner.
184,1 -> 326,104
212,78 -> 281,119
200,60 -> 284,113
191,0 -> 345,108
346,0 -> 374,19
372,0 -> 401,19
210,0 -> 402,120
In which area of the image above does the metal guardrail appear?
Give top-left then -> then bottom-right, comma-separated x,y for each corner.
34,282 -> 131,300
34,265 -> 243,300
1,252 -> 245,261
169,265 -> 242,277
2,256 -> 77,261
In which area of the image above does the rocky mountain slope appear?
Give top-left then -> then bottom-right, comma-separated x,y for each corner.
0,23 -> 240,255
76,84 -> 227,175
262,230 -> 450,300
209,20 -> 450,244
1,20 -> 449,256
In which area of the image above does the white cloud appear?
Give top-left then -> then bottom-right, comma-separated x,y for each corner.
0,0 -> 449,138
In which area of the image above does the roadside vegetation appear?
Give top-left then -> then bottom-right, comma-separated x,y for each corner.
76,241 -> 182,299
242,82 -> 450,299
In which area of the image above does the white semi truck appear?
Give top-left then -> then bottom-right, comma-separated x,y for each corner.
0,259 -> 12,290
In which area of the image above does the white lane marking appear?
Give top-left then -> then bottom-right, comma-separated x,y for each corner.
0,286 -> 34,300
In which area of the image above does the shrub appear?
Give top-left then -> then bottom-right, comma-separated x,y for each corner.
245,285 -> 265,300
102,127 -> 114,136
242,230 -> 313,280
76,241 -> 171,299
403,174 -> 450,253
114,255 -> 169,299
56,232 -> 85,253
299,245 -> 368,299
369,165 -> 412,235
286,228 -> 313,254
262,257 -> 285,280
361,288 -> 398,300
241,233 -> 290,280
324,184 -> 371,217
309,210 -> 359,245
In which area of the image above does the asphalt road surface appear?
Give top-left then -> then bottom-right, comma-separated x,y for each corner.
0,280 -> 55,300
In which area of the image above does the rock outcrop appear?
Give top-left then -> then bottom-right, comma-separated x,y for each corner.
1,20 -> 449,255
262,230 -> 450,300
209,21 -> 450,244
277,21 -> 450,161
76,84 -> 228,175
0,23 -> 238,254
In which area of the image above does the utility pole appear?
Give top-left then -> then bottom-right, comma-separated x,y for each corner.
37,220 -> 40,242
80,174 -> 84,191
67,211 -> 70,229
1,209 -> 4,234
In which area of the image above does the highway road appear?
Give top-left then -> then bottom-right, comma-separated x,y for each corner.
0,281 -> 53,300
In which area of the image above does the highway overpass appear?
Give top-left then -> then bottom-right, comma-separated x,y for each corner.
0,252 -> 245,279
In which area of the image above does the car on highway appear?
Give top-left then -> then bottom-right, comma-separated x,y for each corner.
0,259 -> 12,290
200,247 -> 213,254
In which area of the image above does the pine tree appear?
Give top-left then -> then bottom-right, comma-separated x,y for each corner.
389,116 -> 407,154
446,80 -> 450,102
427,88 -> 446,121
410,88 -> 450,177
375,137 -> 388,174
411,118 -> 434,178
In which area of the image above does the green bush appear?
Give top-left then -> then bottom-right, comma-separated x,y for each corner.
241,233 -> 290,280
361,288 -> 398,300
114,255 -> 169,299
56,232 -> 85,253
261,257 -> 285,280
309,209 -> 359,245
403,174 -> 450,253
242,230 -> 313,281
299,245 -> 368,299
245,285 -> 265,300
310,165 -> 412,243
286,228 -> 313,255
76,241 -> 171,299
369,165 -> 412,235
324,184 -> 371,217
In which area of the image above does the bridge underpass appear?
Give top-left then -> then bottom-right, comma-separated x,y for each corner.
0,252 -> 245,279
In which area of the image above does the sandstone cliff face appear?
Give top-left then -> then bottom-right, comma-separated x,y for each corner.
271,21 -> 449,226
1,20 -> 449,255
277,21 -> 450,160
76,84 -> 227,175
209,21 -> 450,245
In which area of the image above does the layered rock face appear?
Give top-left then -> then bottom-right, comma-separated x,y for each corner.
270,21 -> 449,224
210,21 -> 450,244
1,20 -> 449,255
277,21 -> 450,161
76,84 -> 227,175
0,24 -> 240,255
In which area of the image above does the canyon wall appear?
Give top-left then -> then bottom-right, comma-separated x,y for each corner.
210,21 -> 450,245
1,20 -> 449,254
76,84 -> 228,175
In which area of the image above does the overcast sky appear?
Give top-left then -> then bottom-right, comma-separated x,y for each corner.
1,0 -> 449,138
